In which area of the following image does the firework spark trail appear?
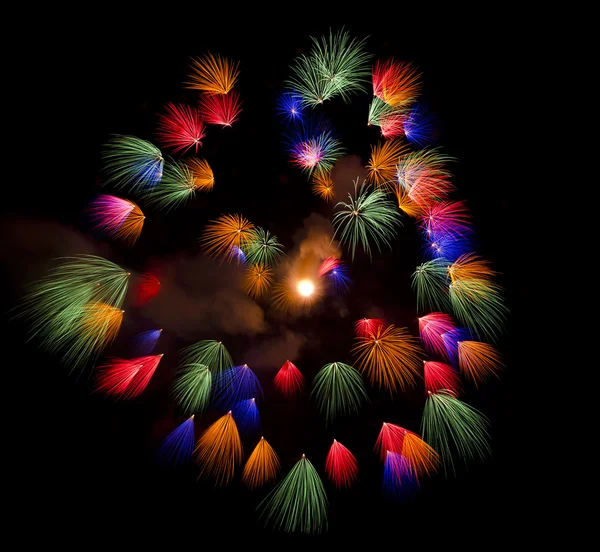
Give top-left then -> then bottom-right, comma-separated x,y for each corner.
156,102 -> 206,154
212,364 -> 264,410
243,263 -> 274,299
156,416 -> 195,467
200,214 -> 255,262
411,258 -> 451,313
325,440 -> 358,489
423,361 -> 462,395
95,354 -> 163,399
366,140 -> 410,190
232,398 -> 261,435
132,273 -> 160,306
418,312 -> 456,358
242,437 -> 281,490
172,363 -> 212,416
372,58 -> 422,107
244,228 -> 284,266
457,340 -> 503,387
88,195 -> 144,246
131,329 -> 162,356
274,360 -> 305,398
311,171 -> 335,202
198,90 -> 242,127
186,53 -> 240,95
179,340 -> 234,374
354,318 -> 385,338
276,90 -> 305,123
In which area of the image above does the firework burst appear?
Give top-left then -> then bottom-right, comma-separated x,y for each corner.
200,214 -> 255,262
366,140 -> 410,190
244,227 -> 284,266
198,90 -> 242,127
325,440 -> 358,489
411,258 -> 451,313
156,102 -> 205,154
95,354 -> 163,399
274,360 -> 304,398
172,363 -> 212,416
186,53 -> 240,95
311,171 -> 335,202
243,263 -> 274,299
88,195 -> 144,246
242,437 -> 281,490
457,340 -> 503,387
156,416 -> 195,468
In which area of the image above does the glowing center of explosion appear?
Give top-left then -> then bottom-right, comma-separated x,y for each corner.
297,279 -> 315,297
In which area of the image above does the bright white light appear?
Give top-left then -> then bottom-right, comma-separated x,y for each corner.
297,279 -> 315,297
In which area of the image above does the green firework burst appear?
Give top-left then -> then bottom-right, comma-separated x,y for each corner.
332,178 -> 402,260
258,455 -> 328,534
244,227 -> 284,266
411,258 -> 451,312
179,340 -> 234,374
143,159 -> 196,212
172,363 -> 212,415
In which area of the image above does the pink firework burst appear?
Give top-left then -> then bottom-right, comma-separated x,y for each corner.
198,90 -> 242,127
290,139 -> 325,172
374,422 -> 406,461
379,111 -> 405,140
273,360 -> 304,398
354,317 -> 386,338
418,313 -> 456,358
156,102 -> 206,154
419,200 -> 472,241
318,257 -> 342,277
423,361 -> 461,395
95,354 -> 163,399
325,439 -> 358,489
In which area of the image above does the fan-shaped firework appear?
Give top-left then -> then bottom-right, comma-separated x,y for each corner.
242,437 -> 281,490
402,102 -> 437,147
258,455 -> 328,534
311,171 -> 335,202
186,53 -> 240,95
449,277 -> 508,342
88,195 -> 144,246
325,440 -> 358,489
411,258 -> 451,313
232,398 -> 261,434
186,157 -> 215,191
354,317 -> 385,338
327,263 -> 351,295
367,96 -> 399,127
286,53 -> 338,107
75,302 -> 124,357
394,183 -> 422,218
441,327 -> 474,367
101,135 -> 163,193
198,90 -> 242,127
200,214 -> 255,262
418,312 -> 456,358
423,361 -> 462,395
448,253 -> 497,283
419,200 -> 472,243
274,360 -> 304,398
318,257 -> 341,276
132,273 -> 160,306
179,340 -> 234,374
195,411 -> 243,486
383,452 -> 419,501
142,160 -> 201,212
244,227 -> 284,266
156,416 -> 195,468
310,362 -> 368,424
352,324 -> 423,394
421,390 -> 491,476
366,140 -> 410,190
172,363 -> 212,416
131,328 -> 162,356
372,58 -> 422,107
156,102 -> 206,154
332,178 -> 402,260
276,90 -> 305,122
212,363 -> 264,410
379,109 -> 406,140
17,255 -> 129,370
457,341 -> 503,387
243,263 -> 274,299
95,354 -> 163,399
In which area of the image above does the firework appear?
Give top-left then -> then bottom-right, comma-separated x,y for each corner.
311,171 -> 335,202
286,53 -> 338,107
419,200 -> 472,243
447,253 -> 497,283
424,232 -> 473,264
418,312 -> 456,358
374,421 -> 406,460
232,398 -> 261,434
244,227 -> 284,266
131,328 -> 162,356
276,90 -> 305,123
18,255 -> 129,370
325,440 -> 358,489
310,362 -> 368,424
352,324 -> 423,394
101,135 -> 163,193
366,140 -> 410,190
179,339 -> 234,373
95,354 -> 163,399
318,257 -> 341,277
271,275 -> 322,314
243,263 -> 274,299
187,157 -> 215,191
379,109 -> 406,140
258,454 -> 328,534
402,102 -> 436,147
212,364 -> 264,410
383,452 -> 419,501
198,90 -> 242,127
195,411 -> 243,486
156,102 -> 205,154
411,258 -> 451,313
396,147 -> 455,208
286,118 -> 345,177
274,360 -> 305,398
367,96 -> 399,127
372,58 -> 422,107
449,278 -> 508,342
394,185 -> 422,218
441,328 -> 474,367
327,263 -> 351,295
423,361 -> 461,395
457,341 -> 503,387
87,195 -> 144,246
142,160 -> 199,212
353,318 -> 383,338
332,178 -> 402,261
242,437 -> 281,490
186,53 -> 240,95
132,273 -> 160,306
172,363 -> 212,416
200,214 -> 255,262
156,416 -> 195,468
421,390 -> 491,476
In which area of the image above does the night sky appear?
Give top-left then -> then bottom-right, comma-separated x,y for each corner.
5,17 -> 530,546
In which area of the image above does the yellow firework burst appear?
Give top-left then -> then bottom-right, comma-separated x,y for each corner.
448,253 -> 497,283
243,264 -> 274,299
186,53 -> 240,95
311,171 -> 335,202
242,437 -> 281,490
366,140 -> 410,190
186,157 -> 215,191
200,214 -> 254,262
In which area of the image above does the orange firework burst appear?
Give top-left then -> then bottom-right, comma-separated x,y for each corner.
271,276 -> 321,314
243,264 -> 274,299
394,185 -> 422,218
195,411 -> 243,486
374,58 -> 422,107
186,52 -> 240,95
200,214 -> 254,262
448,253 -> 497,283
311,171 -> 335,202
241,437 -> 281,490
366,140 -> 410,190
401,431 -> 440,478
186,157 -> 215,191
79,302 -> 123,351
457,340 -> 503,387
352,324 -> 423,394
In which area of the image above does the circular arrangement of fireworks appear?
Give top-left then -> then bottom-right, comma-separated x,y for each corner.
15,28 -> 508,535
